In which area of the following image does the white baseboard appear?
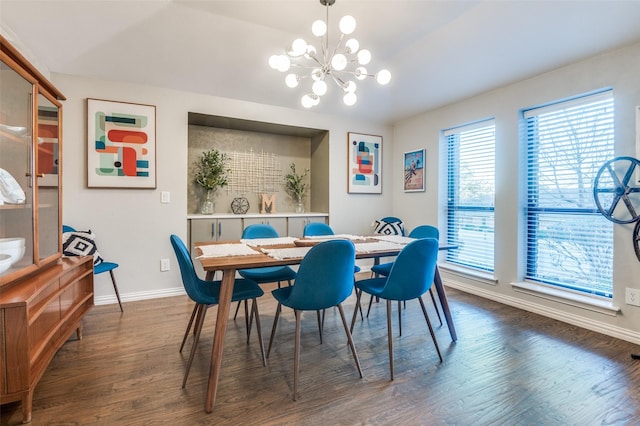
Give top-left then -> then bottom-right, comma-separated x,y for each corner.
94,287 -> 186,307
444,277 -> 640,346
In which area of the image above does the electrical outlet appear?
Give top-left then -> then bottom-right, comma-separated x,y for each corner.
625,288 -> 640,306
161,191 -> 170,203
160,258 -> 170,272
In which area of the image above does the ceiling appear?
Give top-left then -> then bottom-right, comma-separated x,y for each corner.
2,0 -> 640,125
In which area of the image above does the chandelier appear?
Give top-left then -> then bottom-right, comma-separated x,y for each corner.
268,0 -> 391,108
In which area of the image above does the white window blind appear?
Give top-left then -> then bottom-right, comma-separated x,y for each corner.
524,90 -> 614,297
445,120 -> 495,272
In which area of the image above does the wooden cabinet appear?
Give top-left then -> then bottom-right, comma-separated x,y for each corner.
0,256 -> 94,423
0,35 -> 65,286
188,218 -> 243,277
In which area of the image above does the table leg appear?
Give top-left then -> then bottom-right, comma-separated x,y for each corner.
204,268 -> 235,413
433,266 -> 457,341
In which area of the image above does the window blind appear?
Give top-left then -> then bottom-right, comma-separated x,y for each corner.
445,120 -> 495,272
524,90 -> 614,297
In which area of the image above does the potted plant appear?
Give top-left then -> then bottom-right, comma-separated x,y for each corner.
284,163 -> 309,213
193,149 -> 229,214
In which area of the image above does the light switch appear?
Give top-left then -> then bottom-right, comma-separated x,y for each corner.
161,191 -> 170,203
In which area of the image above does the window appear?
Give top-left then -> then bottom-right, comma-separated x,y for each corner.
444,120 -> 495,272
523,90 -> 614,297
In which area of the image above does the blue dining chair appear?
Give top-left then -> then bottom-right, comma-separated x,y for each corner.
266,239 -> 363,401
369,225 -> 442,327
63,224 -> 123,312
170,234 -> 266,388
350,238 -> 443,380
234,224 -> 297,320
303,222 -> 363,334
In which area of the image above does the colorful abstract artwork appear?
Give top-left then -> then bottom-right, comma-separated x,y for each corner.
87,99 -> 156,188
348,132 -> 382,194
403,149 -> 425,192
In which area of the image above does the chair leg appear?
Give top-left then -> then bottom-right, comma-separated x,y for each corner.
267,303 -> 282,358
337,304 -> 363,378
233,300 -> 242,320
180,303 -> 198,353
293,309 -> 302,401
366,294 -> 374,318
350,289 -> 363,333
386,299 -> 394,381
398,300 -> 402,337
245,300 -> 251,343
251,299 -> 267,367
316,310 -> 323,344
183,304 -> 208,388
429,288 -> 443,326
109,270 -> 124,312
418,296 -> 443,363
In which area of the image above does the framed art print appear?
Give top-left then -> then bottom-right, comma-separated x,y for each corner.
87,98 -> 157,188
403,149 -> 425,192
348,132 -> 382,194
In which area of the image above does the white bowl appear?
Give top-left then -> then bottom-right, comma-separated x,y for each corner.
0,253 -> 12,274
0,237 -> 26,266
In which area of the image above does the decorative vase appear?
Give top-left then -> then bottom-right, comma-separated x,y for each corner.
200,190 -> 214,215
296,200 -> 304,213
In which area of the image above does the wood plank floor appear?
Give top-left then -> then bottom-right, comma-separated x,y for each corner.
2,282 -> 640,425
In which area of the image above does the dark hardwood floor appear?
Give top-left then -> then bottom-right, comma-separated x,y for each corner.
2,281 -> 640,425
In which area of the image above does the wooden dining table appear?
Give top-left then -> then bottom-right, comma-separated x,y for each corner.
194,236 -> 458,413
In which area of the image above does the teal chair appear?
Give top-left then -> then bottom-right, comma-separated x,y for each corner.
267,239 -> 363,400
303,222 -> 363,333
170,235 -> 266,388
350,238 -> 443,380
369,225 -> 442,327
63,224 -> 123,312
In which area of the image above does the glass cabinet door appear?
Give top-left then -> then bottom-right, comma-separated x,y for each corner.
36,92 -> 60,261
0,59 -> 35,277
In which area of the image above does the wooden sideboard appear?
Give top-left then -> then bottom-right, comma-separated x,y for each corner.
0,256 -> 94,423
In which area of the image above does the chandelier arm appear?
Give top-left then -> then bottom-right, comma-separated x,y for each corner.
330,72 -> 348,89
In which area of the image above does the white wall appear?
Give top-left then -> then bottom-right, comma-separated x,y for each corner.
392,41 -> 640,343
53,74 -> 393,304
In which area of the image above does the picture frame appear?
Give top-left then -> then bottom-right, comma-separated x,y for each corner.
347,132 -> 382,194
403,148 -> 425,192
87,98 -> 157,189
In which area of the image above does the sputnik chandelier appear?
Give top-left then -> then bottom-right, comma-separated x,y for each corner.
268,0 -> 391,108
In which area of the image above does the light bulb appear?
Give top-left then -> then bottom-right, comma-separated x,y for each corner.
290,38 -> 307,56
355,66 -> 368,80
311,94 -> 320,106
311,68 -> 323,81
376,69 -> 391,85
344,81 -> 357,93
357,49 -> 371,65
276,55 -> 291,72
312,80 -> 328,96
312,19 -> 327,37
339,15 -> 356,35
345,38 -> 359,54
268,55 -> 280,70
301,94 -> 314,108
285,73 -> 299,88
305,45 -> 317,59
343,92 -> 357,106
331,53 -> 347,71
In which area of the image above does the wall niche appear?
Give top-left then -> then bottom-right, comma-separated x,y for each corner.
187,113 -> 329,215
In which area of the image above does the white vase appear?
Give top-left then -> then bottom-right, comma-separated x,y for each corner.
200,190 -> 214,214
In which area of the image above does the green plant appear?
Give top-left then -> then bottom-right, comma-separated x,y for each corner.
284,163 -> 309,202
193,149 -> 230,191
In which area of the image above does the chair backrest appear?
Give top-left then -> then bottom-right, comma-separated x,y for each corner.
303,222 -> 334,237
170,234 -> 217,304
62,225 -> 76,233
242,224 -> 279,239
408,225 -> 439,240
380,238 -> 439,301
380,216 -> 402,224
282,240 -> 355,311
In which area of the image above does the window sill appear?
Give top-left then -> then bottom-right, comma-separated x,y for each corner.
512,281 -> 620,316
438,263 -> 498,286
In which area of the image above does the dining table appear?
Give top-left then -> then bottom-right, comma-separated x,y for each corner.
194,234 -> 457,413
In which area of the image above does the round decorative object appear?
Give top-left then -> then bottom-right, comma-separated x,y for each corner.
231,197 -> 250,214
593,156 -> 640,224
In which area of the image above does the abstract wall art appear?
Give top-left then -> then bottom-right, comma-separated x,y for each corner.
347,132 -> 382,194
87,99 -> 156,188
403,148 -> 425,192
